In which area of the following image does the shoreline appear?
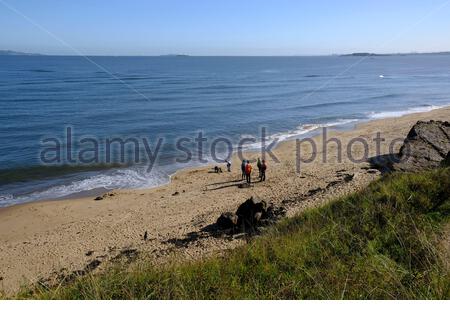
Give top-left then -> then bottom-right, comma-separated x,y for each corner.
0,104 -> 446,209
0,106 -> 449,295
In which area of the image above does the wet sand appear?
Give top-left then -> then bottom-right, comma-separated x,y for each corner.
0,106 -> 449,295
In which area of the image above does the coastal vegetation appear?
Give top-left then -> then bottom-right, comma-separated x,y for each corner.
20,166 -> 450,299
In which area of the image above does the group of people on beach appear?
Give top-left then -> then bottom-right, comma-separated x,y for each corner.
240,158 -> 267,184
218,158 -> 267,184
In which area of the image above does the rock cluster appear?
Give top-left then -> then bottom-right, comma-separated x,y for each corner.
94,192 -> 116,201
216,196 -> 286,234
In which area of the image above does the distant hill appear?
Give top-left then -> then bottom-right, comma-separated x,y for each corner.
0,50 -> 42,56
342,51 -> 450,57
159,54 -> 190,57
341,52 -> 390,57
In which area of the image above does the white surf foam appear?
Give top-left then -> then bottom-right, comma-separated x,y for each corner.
0,167 -> 170,208
242,118 -> 359,151
367,105 -> 444,120
0,194 -> 13,202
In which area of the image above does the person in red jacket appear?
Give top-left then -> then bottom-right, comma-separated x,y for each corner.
245,160 -> 252,184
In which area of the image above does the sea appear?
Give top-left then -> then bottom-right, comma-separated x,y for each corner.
1,55 -> 449,207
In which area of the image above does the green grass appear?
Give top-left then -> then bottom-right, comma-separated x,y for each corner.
20,168 -> 450,299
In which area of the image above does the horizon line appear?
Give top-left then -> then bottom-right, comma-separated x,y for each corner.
2,49 -> 450,57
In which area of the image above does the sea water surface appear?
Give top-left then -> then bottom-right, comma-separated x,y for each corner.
1,55 -> 450,207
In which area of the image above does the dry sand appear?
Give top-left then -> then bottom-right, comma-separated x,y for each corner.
1,106 -> 449,295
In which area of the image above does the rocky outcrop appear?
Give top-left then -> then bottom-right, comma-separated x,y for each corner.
392,120 -> 450,172
216,196 -> 286,234
236,196 -> 267,231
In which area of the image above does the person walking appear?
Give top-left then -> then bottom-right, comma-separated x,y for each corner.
260,160 -> 267,182
226,160 -> 231,172
245,160 -> 253,184
241,160 -> 246,180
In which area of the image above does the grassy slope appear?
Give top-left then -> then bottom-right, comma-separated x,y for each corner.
20,168 -> 450,299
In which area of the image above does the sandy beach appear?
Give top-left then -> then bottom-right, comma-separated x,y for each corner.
1,106 -> 449,295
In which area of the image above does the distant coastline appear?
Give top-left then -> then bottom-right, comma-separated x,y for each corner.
0,50 -> 43,56
159,54 -> 190,57
340,51 -> 450,57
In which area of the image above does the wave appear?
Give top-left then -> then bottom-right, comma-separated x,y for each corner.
25,69 -> 54,73
287,93 -> 405,112
304,74 -> 323,78
367,104 -> 445,119
0,166 -> 169,208
117,76 -> 166,81
0,164 -> 126,186
242,118 -> 360,150
0,98 -> 75,103
289,100 -> 356,111
240,103 -> 449,152
260,69 -> 280,74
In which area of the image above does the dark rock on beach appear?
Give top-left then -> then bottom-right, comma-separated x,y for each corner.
393,120 -> 450,172
216,197 -> 286,234
236,196 -> 267,232
372,120 -> 450,172
94,192 -> 116,201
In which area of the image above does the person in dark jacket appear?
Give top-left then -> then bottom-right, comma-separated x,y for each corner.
241,160 -> 246,180
257,158 -> 262,179
260,160 -> 267,182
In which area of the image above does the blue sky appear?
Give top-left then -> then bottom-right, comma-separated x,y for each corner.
1,0 -> 449,55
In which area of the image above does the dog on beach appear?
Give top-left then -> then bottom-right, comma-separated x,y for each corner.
214,166 -> 223,173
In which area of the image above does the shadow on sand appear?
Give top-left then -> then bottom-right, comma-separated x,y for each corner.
368,153 -> 401,174
205,178 -> 263,191
164,223 -> 246,249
